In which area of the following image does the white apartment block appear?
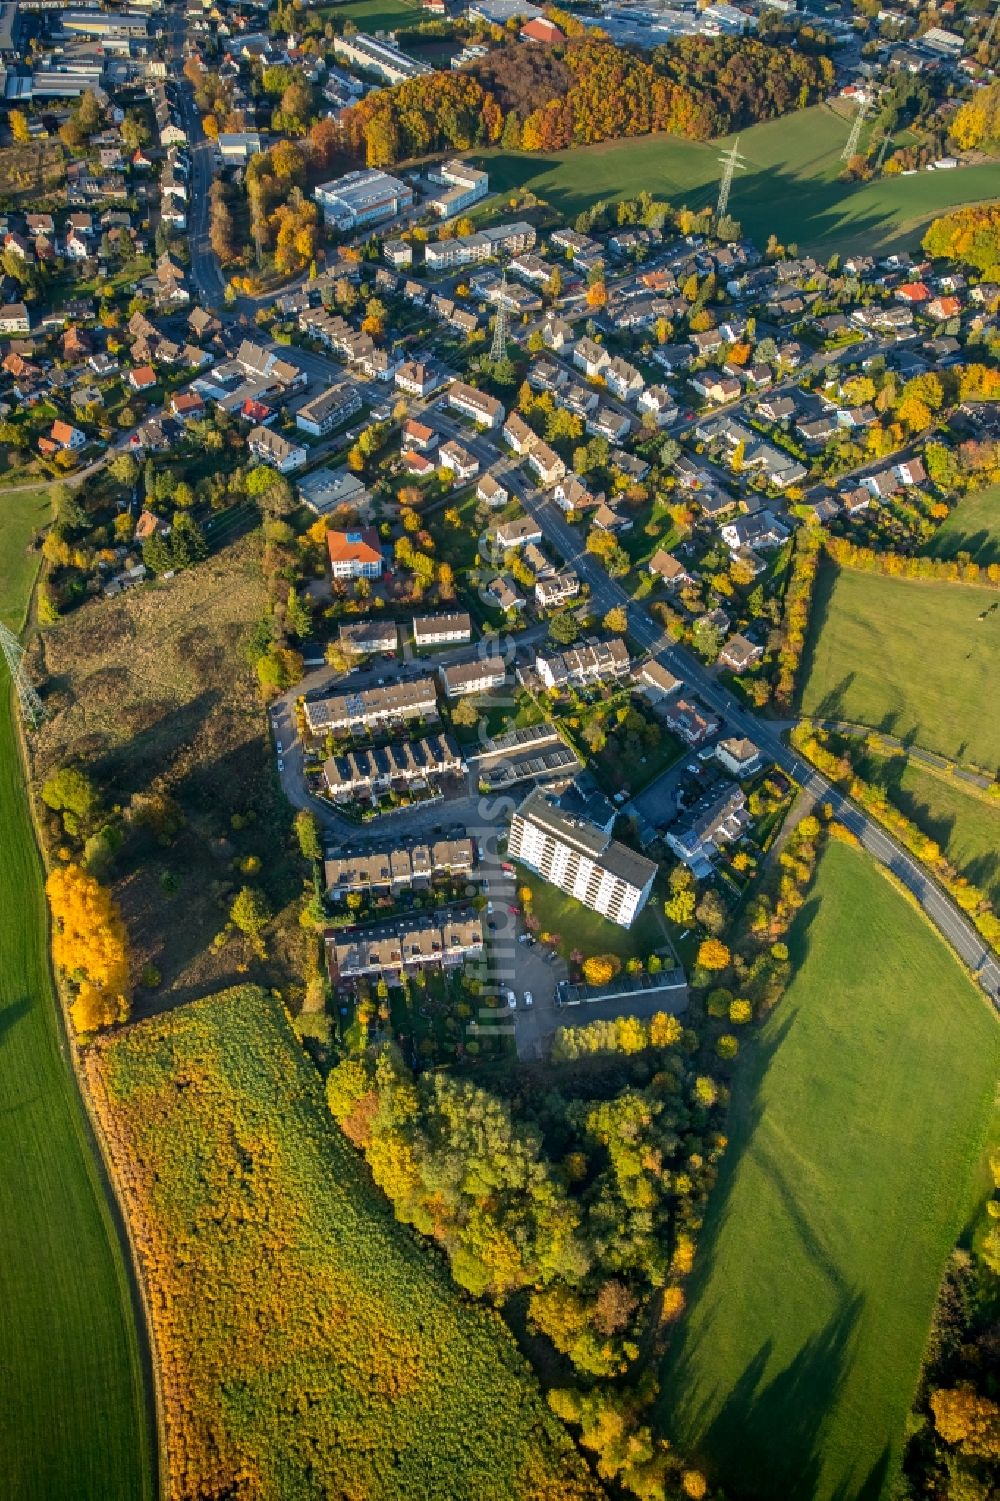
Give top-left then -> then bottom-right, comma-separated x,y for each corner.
332,31 -> 431,84
508,788 -> 657,929
425,159 -> 489,217
413,612 -> 472,647
447,380 -> 504,428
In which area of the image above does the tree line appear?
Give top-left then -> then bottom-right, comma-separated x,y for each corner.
339,35 -> 832,167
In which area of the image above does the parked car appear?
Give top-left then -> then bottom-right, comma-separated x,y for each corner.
523,991 -> 533,1008
507,990 -> 517,1009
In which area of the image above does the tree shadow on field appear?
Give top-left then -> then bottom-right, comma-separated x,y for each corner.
0,995 -> 31,1048
658,894 -> 899,1501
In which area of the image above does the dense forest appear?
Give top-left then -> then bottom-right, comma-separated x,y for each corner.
339,35 -> 834,167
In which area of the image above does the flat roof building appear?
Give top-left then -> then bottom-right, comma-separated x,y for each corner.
315,169 -> 414,231
333,31 -> 432,85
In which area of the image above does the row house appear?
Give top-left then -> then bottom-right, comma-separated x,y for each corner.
447,381 -> 504,429
306,678 -> 439,737
533,637 -> 630,692
413,612 -> 472,648
322,733 -> 462,799
324,836 -> 475,899
328,913 -> 484,981
439,656 -> 507,699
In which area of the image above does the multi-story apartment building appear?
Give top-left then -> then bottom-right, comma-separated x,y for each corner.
423,221 -> 536,270
413,612 -> 472,648
295,381 -> 362,437
438,656 -> 507,699
305,678 -> 438,737
328,913 -> 484,981
447,380 -> 504,429
247,424 -> 307,473
508,788 -> 657,928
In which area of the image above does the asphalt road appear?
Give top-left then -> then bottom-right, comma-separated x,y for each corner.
165,7 -> 225,309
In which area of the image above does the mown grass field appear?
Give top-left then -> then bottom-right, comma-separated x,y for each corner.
925,483 -> 1000,567
0,489 -> 152,1500
659,839 -> 999,1501
477,104 -> 998,254
799,563 -> 1000,772
850,748 -> 1000,907
89,986 -> 600,1501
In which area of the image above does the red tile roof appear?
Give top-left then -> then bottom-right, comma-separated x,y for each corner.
327,526 -> 382,567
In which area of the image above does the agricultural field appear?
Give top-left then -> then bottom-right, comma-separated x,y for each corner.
477,104 -> 999,255
659,839 -> 999,1501
87,986 -> 601,1501
0,488 -> 152,1499
798,563 -> 1000,772
28,533 -> 307,1010
924,483 -> 1000,567
849,748 -> 1000,907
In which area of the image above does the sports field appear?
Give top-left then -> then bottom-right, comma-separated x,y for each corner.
925,483 -> 1000,567
659,839 -> 999,1501
477,104 -> 998,255
799,564 -> 1000,772
850,749 -> 1000,907
0,490 -> 152,1498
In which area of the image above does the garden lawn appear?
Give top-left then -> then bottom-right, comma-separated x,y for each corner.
0,487 -> 152,1499
850,748 -> 1000,908
475,104 -> 998,256
659,839 -> 999,1501
516,863 -> 669,963
319,0 -> 422,31
924,483 -> 1000,568
799,563 -> 1000,772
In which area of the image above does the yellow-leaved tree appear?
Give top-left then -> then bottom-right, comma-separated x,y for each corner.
46,863 -> 131,1034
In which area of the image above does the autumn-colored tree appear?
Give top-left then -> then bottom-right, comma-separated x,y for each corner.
230,885 -> 272,944
46,863 -> 131,1033
9,110 -> 30,145
294,810 -> 322,864
582,954 -> 619,987
602,605 -> 628,634
697,938 -> 730,971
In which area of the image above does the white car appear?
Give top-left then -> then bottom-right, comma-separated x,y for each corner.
523,991 -> 533,1008
276,742 -> 283,754
277,758 -> 284,772
487,902 -> 494,915
507,990 -> 516,1009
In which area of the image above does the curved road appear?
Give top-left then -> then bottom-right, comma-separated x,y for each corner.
516,482 -> 1000,1006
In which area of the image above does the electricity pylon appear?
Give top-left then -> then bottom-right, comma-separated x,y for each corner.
490,268 -> 509,362
874,130 -> 891,173
842,95 -> 868,162
0,623 -> 44,729
716,138 -> 746,219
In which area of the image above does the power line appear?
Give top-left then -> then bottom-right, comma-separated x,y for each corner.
490,267 -> 509,363
716,138 -> 746,219
842,95 -> 869,162
0,623 -> 45,729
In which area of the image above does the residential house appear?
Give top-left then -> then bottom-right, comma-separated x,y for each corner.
691,371 -> 740,404
328,913 -> 484,982
305,677 -> 438,736
438,440 -> 479,483
535,569 -> 580,609
503,412 -> 536,455
527,441 -> 566,488
715,737 -> 762,778
339,620 -> 398,656
573,337 -> 609,378
447,381 -> 504,429
295,382 -> 362,437
48,420 -> 86,451
555,474 -> 601,514
666,785 -> 750,876
648,549 -> 694,589
637,660 -> 682,705
320,731 -> 458,795
604,356 -> 644,402
720,512 -> 789,554
718,633 -> 763,674
895,456 -> 927,486
395,360 -> 439,397
637,386 -> 677,427
401,418 -> 438,453
248,425 -> 307,474
533,637 -> 629,691
661,696 -> 721,747
477,472 -> 508,507
586,407 -> 631,443
0,302 -> 30,334
494,515 -> 543,551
